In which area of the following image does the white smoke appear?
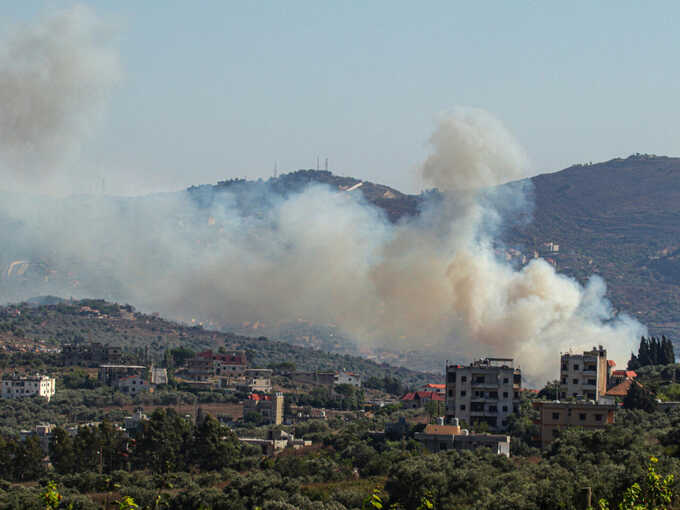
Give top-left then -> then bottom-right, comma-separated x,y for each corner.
0,6 -> 645,385
0,4 -> 120,187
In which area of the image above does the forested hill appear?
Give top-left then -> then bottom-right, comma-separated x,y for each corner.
506,154 -> 680,342
0,299 -> 432,386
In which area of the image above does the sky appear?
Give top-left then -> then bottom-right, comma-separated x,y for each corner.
2,1 -> 680,195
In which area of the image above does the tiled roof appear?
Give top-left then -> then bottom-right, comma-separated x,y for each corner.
612,370 -> 637,378
424,383 -> 445,389
607,360 -> 616,367
401,391 -> 444,401
606,379 -> 635,397
422,424 -> 460,436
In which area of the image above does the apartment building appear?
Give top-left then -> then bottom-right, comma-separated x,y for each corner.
2,374 -> 56,402
445,358 -> 522,431
243,392 -> 284,425
534,401 -> 616,447
559,346 -> 612,400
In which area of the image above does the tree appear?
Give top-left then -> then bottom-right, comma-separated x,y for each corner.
623,382 -> 657,413
50,427 -> 76,474
597,457 -> 673,510
191,414 -> 240,471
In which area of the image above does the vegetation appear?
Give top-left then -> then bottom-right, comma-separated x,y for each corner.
629,336 -> 676,370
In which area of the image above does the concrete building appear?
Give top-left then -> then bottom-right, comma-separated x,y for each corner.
533,401 -> 616,448
239,429 -> 311,456
2,374 -> 56,401
117,374 -> 148,395
335,372 -> 361,387
98,365 -> 146,385
445,358 -> 521,431
559,346 -> 612,400
414,421 -> 510,457
187,350 -> 247,380
243,392 -> 284,425
150,367 -> 168,386
400,391 -> 444,410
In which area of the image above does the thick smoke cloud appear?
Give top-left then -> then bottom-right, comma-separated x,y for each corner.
0,5 -> 120,185
0,7 -> 645,383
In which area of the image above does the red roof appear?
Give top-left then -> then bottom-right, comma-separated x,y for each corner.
401,391 -> 444,402
605,379 -> 635,397
607,360 -> 616,367
423,383 -> 445,390
612,370 -> 637,378
248,393 -> 271,401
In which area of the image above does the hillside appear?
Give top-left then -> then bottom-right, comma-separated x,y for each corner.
0,299 -> 433,386
506,154 -> 680,343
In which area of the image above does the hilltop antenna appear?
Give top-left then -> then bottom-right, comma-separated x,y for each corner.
273,161 -> 278,178
325,158 -> 328,171
316,156 -> 320,170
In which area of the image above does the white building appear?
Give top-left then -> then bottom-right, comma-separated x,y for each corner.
2,374 -> 56,402
335,372 -> 361,387
117,374 -> 148,395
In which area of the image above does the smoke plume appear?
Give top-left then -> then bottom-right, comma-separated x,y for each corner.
0,7 -> 645,384
0,4 -> 120,186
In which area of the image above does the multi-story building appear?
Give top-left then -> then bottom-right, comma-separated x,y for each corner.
445,358 -> 521,431
243,392 -> 284,425
559,346 -> 612,400
334,372 -> 361,387
1,374 -> 56,402
117,374 -> 148,395
533,401 -> 616,447
187,350 -> 247,380
98,364 -> 146,385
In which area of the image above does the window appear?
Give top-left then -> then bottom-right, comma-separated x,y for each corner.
502,405 -> 508,412
587,378 -> 596,385
561,364 -> 568,371
561,377 -> 567,384
448,372 -> 456,383
552,412 -> 560,420
489,392 -> 498,399
579,413 -> 586,421
448,389 -> 454,397
503,378 -> 509,384
460,404 -> 466,411
474,375 -> 485,384
460,390 -> 466,397
488,405 -> 497,412
503,391 -> 508,398
595,414 -> 603,422
573,364 -> 579,370
573,379 -> 579,385
461,376 -> 467,383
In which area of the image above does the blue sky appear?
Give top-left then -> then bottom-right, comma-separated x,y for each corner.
4,1 -> 680,195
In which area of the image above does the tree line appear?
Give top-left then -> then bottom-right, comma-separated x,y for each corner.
628,336 -> 675,370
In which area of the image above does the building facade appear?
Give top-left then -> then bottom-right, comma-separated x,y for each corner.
117,374 -> 148,395
534,401 -> 616,447
2,374 -> 56,401
414,422 -> 510,457
559,346 -> 611,400
335,372 -> 361,387
243,392 -> 284,425
445,358 -> 521,431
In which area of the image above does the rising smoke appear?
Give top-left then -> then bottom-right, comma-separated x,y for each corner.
0,8 -> 645,384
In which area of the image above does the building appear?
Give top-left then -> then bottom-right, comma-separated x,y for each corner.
609,370 -> 637,386
559,346 -> 612,400
98,365 -> 146,385
291,371 -> 337,387
445,358 -> 521,431
533,401 -> 616,448
244,368 -> 273,392
400,391 -> 445,409
117,374 -> 148,395
62,342 -> 123,367
187,350 -> 247,380
150,367 -> 168,386
335,372 -> 361,387
419,383 -> 446,394
20,423 -> 55,453
2,374 -> 56,402
243,393 -> 284,425
414,421 -> 510,457
238,429 -> 311,456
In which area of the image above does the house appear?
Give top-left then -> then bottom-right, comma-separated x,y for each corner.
533,401 -> 616,448
446,358 -> 521,431
98,365 -> 146,385
238,429 -> 311,456
400,391 -> 445,409
243,393 -> 284,425
117,374 -> 148,395
609,370 -> 637,386
2,374 -> 56,402
335,372 -> 361,387
244,368 -> 273,392
188,350 -> 247,380
559,346 -> 612,400
414,420 -> 510,456
419,383 -> 446,394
